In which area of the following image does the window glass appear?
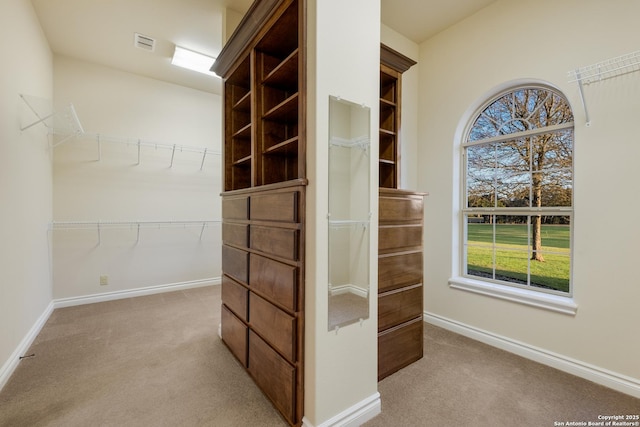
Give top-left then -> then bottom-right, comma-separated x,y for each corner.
463,85 -> 573,295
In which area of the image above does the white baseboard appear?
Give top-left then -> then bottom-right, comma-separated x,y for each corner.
1,277 -> 221,392
0,300 -> 54,392
53,277 -> 221,309
424,311 -> 640,399
329,284 -> 369,298
302,392 -> 381,427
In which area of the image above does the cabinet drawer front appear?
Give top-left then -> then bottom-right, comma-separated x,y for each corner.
378,251 -> 423,293
222,196 -> 249,220
221,305 -> 248,367
378,285 -> 423,332
248,330 -> 296,424
379,195 -> 423,223
378,318 -> 423,380
379,225 -> 422,252
249,293 -> 296,362
222,245 -> 249,284
250,225 -> 298,260
250,191 -> 298,222
222,223 -> 249,248
222,276 -> 249,322
249,254 -> 297,312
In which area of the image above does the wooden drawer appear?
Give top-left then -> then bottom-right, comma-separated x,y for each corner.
248,330 -> 296,425
250,191 -> 298,222
222,223 -> 249,248
222,196 -> 249,220
250,225 -> 298,260
222,275 -> 249,322
222,245 -> 249,284
379,225 -> 422,252
378,285 -> 422,332
249,293 -> 296,363
249,254 -> 297,312
221,305 -> 248,367
378,317 -> 423,380
379,195 -> 423,223
378,251 -> 423,293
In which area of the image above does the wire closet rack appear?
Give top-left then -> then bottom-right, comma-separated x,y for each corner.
19,94 -> 219,168
567,49 -> 640,126
51,220 -> 222,245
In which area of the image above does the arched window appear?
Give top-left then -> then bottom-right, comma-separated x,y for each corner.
462,85 -> 574,295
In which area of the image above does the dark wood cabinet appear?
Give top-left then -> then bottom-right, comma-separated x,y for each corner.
213,0 -> 306,425
377,186 -> 425,380
377,45 -> 422,381
220,181 -> 305,426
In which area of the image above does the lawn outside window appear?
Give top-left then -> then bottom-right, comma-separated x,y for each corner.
453,84 -> 575,312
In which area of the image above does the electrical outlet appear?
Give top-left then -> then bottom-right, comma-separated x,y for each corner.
99,275 -> 109,286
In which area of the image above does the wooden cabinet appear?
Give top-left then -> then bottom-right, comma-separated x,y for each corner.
220,182 -> 305,426
213,1 -> 306,425
378,189 -> 425,380
377,45 -> 422,381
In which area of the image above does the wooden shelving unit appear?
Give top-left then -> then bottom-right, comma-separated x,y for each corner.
377,44 -> 423,381
379,65 -> 400,188
212,0 -> 306,425
221,0 -> 303,191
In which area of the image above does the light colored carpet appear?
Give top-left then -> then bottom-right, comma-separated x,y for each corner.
1,286 -> 638,426
0,287 -> 285,427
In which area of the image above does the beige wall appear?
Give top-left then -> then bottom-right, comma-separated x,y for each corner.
52,56 -> 222,300
305,0 -> 381,424
0,0 -> 54,387
419,0 -> 640,388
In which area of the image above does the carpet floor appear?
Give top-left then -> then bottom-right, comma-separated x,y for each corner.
1,286 -> 638,426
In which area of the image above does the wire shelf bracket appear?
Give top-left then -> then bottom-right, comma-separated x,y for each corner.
567,49 -> 640,127
20,94 -> 85,144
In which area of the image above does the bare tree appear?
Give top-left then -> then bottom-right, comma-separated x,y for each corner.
467,88 -> 573,262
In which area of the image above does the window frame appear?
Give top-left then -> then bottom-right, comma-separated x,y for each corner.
450,83 -> 576,314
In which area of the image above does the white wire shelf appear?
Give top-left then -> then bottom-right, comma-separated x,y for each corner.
20,94 -> 84,145
328,219 -> 370,229
567,49 -> 640,126
51,220 -> 221,244
75,132 -> 220,168
568,49 -> 640,85
20,94 -> 220,169
329,135 -> 370,151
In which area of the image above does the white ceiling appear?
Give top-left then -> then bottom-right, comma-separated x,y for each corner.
381,0 -> 497,43
31,0 -> 496,94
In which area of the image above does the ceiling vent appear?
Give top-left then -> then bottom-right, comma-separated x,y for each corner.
134,33 -> 155,52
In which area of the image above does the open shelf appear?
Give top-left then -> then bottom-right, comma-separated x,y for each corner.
263,93 -> 299,122
262,49 -> 299,90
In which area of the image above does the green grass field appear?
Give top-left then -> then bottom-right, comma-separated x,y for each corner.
467,224 -> 570,292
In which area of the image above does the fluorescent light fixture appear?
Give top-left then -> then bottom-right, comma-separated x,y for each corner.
171,45 -> 218,77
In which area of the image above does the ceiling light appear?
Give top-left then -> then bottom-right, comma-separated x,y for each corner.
171,46 -> 218,77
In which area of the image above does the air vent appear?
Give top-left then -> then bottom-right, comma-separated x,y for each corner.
134,33 -> 155,52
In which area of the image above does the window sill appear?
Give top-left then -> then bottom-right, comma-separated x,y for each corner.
448,276 -> 577,316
